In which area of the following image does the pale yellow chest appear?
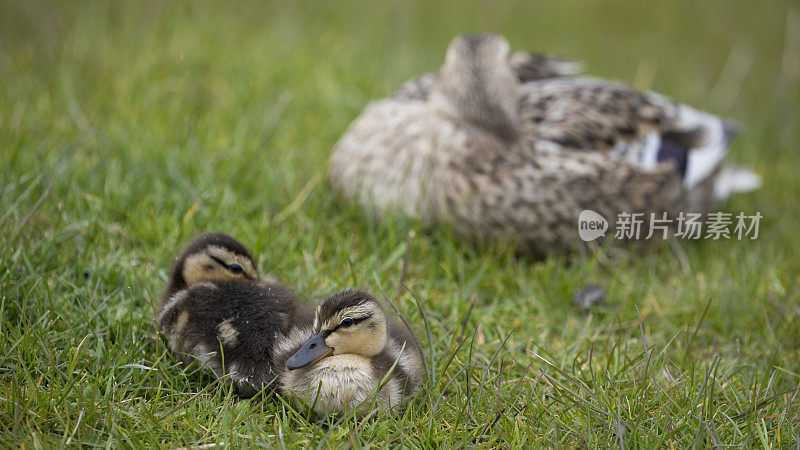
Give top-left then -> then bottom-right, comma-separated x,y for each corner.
280,354 -> 401,416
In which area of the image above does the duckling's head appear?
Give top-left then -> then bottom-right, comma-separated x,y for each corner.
431,34 -> 519,141
285,290 -> 387,370
164,232 -> 258,298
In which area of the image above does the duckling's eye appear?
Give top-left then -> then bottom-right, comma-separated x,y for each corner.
228,263 -> 244,275
340,318 -> 354,328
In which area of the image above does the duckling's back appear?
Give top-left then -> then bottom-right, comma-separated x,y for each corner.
157,279 -> 297,396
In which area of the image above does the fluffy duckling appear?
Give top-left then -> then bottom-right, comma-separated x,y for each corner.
273,290 -> 425,416
161,232 -> 259,301
156,233 -> 297,396
329,34 -> 761,255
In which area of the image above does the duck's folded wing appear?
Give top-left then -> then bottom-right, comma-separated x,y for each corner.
517,77 -> 736,189
519,77 -> 682,150
393,53 -> 583,102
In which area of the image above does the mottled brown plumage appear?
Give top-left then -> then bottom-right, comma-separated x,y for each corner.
393,50 -> 581,102
329,34 -> 760,255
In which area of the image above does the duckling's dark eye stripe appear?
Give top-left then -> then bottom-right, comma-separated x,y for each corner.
208,255 -> 230,269
332,315 -> 370,332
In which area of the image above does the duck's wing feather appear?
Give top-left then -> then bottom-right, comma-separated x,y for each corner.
519,77 -> 684,150
518,77 -> 736,189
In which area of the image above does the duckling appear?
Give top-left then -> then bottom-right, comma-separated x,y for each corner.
160,232 -> 259,302
329,34 -> 761,255
156,233 -> 297,396
273,289 -> 425,416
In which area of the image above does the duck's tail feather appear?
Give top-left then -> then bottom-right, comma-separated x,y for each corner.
714,165 -> 762,202
651,104 -> 759,208
676,105 -> 732,190
664,105 -> 760,208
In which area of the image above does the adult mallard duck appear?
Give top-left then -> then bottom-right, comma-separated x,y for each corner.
275,289 -> 425,416
329,34 -> 760,255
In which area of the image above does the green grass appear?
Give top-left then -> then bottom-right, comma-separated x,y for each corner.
2,0 -> 799,447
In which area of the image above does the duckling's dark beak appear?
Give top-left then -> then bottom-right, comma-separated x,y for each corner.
285,332 -> 334,370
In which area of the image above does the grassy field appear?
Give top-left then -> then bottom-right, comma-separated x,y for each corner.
2,0 -> 799,447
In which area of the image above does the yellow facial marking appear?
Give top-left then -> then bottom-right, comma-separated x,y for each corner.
181,246 -> 257,286
205,246 -> 258,279
319,304 -> 374,333
313,305 -> 321,332
321,303 -> 387,357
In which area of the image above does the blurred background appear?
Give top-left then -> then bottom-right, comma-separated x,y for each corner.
2,1 -> 796,239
